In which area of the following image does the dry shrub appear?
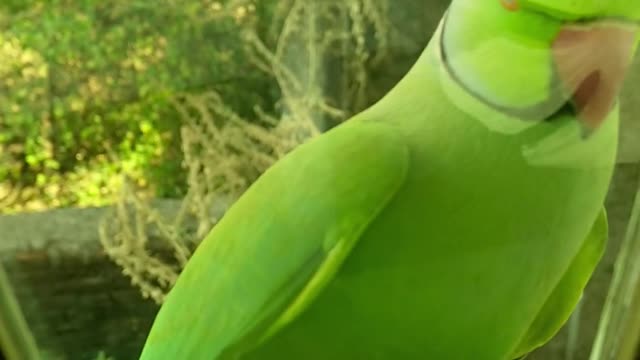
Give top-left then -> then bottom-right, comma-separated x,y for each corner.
99,0 -> 391,303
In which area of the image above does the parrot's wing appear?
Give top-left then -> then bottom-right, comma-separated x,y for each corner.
140,120 -> 410,360
510,208 -> 608,359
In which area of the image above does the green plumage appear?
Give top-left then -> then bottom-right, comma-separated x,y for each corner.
141,119 -> 409,359
140,1 -> 639,359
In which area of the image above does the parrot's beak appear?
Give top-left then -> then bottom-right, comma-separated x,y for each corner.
552,21 -> 638,136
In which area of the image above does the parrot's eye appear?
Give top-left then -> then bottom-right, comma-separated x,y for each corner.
500,0 -> 519,11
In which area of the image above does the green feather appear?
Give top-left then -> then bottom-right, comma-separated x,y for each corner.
511,209 -> 608,358
139,120 -> 409,359
140,1 -> 638,359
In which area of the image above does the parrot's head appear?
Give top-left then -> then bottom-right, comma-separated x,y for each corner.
441,0 -> 639,136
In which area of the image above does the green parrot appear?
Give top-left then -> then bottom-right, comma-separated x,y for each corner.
139,0 -> 640,359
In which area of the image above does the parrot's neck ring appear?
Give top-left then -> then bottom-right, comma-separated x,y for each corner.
438,10 -> 577,124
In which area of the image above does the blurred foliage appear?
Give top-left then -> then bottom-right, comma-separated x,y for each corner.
0,0 -> 446,213
0,0 -> 280,212
0,0 -> 451,213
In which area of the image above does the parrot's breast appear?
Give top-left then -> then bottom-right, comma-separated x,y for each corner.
245,28 -> 617,360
